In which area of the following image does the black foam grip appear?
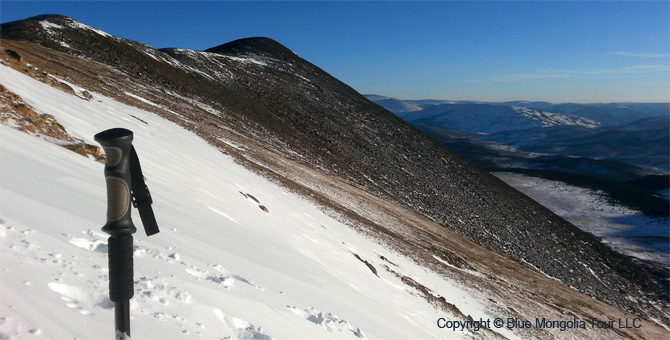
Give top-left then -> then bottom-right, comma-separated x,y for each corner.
108,235 -> 134,302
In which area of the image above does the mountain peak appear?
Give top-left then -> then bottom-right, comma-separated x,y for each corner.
205,37 -> 297,58
3,14 -> 82,30
26,14 -> 73,22
1,13 -> 114,45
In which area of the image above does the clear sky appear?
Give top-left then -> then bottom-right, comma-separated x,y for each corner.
1,1 -> 669,103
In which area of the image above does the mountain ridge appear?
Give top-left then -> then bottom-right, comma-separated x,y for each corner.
2,14 -> 668,326
367,94 -> 670,126
398,103 -> 600,134
369,94 -> 670,174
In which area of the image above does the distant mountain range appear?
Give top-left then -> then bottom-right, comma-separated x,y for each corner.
368,95 -> 669,125
368,95 -> 669,211
398,103 -> 601,133
1,14 -> 668,329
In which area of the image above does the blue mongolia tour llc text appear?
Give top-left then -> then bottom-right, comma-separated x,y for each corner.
437,317 -> 643,332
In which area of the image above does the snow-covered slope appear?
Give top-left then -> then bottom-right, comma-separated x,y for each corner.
0,64 -> 504,339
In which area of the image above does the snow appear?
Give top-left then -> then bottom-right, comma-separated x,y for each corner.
123,91 -> 185,118
48,74 -> 87,98
512,106 -> 600,129
163,49 -> 229,81
123,91 -> 161,108
38,21 -> 63,30
0,64 -> 502,339
431,255 -> 485,278
67,20 -> 112,38
139,47 -> 184,70
399,104 -> 600,134
216,137 -> 246,151
494,172 -> 669,266
57,41 -> 72,49
38,17 -> 114,39
222,55 -> 268,67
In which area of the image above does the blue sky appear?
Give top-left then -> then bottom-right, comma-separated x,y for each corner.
1,1 -> 668,103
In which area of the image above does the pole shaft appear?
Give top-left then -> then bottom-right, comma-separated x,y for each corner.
108,235 -> 134,338
114,301 -> 131,339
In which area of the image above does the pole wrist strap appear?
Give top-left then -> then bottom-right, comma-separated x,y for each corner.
129,146 -> 159,236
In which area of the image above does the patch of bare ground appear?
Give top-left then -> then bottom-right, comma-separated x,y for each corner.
353,253 -> 379,277
0,82 -> 104,162
0,40 -> 211,128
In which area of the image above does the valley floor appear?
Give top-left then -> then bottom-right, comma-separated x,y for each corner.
494,172 -> 670,267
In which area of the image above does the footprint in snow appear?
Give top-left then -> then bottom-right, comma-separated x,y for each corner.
0,316 -> 42,338
184,265 -> 263,290
212,307 -> 272,340
288,305 -> 365,338
185,267 -> 234,288
232,274 -> 265,291
185,268 -> 207,279
207,274 -> 236,288
48,282 -> 113,315
65,229 -> 111,253
134,276 -> 191,307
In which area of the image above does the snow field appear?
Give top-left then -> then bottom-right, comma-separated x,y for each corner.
494,172 -> 669,266
0,64 -> 502,339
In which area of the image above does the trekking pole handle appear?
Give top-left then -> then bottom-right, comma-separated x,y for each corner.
95,128 -> 137,236
95,128 -> 138,338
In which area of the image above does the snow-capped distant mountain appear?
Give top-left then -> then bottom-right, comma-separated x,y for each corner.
366,95 -> 669,127
2,14 -> 669,337
369,95 -> 669,175
397,103 -> 600,134
548,102 -> 670,126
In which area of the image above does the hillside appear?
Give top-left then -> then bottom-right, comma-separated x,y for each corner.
2,65 -> 500,339
1,14 -> 668,333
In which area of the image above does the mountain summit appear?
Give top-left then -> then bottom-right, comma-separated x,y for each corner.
1,14 -> 668,333
206,37 -> 299,59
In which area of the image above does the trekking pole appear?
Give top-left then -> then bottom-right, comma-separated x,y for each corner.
95,128 -> 159,340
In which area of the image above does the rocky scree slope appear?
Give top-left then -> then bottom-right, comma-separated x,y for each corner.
1,14 -> 668,323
